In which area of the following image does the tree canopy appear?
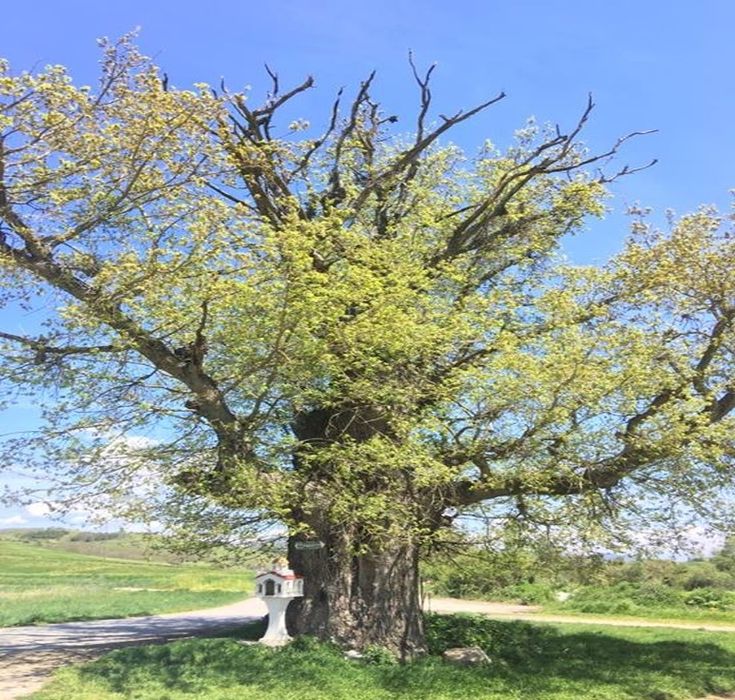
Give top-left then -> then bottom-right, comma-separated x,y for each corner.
1,35 -> 733,653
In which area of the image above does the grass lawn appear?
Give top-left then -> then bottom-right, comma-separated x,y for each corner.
32,616 -> 735,700
0,539 -> 253,626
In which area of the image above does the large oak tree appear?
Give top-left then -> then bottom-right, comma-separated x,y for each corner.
1,37 -> 733,656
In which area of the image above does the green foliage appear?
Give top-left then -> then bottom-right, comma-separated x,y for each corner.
425,613 -> 553,663
289,633 -> 332,654
684,588 -> 735,611
422,538 -> 735,628
69,531 -> 122,543
502,582 -> 555,605
713,536 -> 735,572
19,528 -> 71,541
627,583 -> 682,607
562,583 -> 641,615
422,535 -> 575,602
362,644 -> 400,665
677,563 -> 734,591
557,581 -> 735,619
33,616 -> 735,699
0,36 -> 733,560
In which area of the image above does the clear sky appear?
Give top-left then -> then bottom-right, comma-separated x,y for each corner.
0,0 -> 733,533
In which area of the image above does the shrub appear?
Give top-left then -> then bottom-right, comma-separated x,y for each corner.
574,597 -> 638,615
362,644 -> 398,665
563,583 -> 636,615
630,583 -> 681,607
563,582 -> 683,615
425,612 -> 553,663
678,563 -> 734,591
501,582 -> 555,605
684,588 -> 734,610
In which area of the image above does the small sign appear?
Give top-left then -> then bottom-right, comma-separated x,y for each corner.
294,541 -> 325,551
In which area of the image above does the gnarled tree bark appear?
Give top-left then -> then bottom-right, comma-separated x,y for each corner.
284,406 -> 426,657
286,531 -> 425,659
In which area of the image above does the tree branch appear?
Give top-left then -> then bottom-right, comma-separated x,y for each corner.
0,224 -> 246,464
351,89 -> 506,212
433,98 -> 656,265
0,331 -> 120,361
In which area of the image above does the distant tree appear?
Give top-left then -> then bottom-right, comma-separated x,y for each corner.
20,528 -> 69,541
713,536 -> 735,573
69,531 -> 121,542
1,36 -> 733,656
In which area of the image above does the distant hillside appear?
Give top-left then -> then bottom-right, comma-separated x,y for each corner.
0,527 -> 276,567
0,527 -> 188,563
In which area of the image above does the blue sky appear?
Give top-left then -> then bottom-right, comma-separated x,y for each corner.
0,0 -> 733,533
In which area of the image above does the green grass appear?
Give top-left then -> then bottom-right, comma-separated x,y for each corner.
0,539 -> 253,626
542,603 -> 735,626
540,584 -> 735,625
428,579 -> 735,625
32,616 -> 735,700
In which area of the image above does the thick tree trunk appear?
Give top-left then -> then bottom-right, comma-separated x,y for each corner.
286,407 -> 427,658
285,531 -> 425,659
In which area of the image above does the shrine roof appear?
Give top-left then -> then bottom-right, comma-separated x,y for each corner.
255,570 -> 302,580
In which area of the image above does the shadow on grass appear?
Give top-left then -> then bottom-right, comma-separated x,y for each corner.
70,616 -> 735,699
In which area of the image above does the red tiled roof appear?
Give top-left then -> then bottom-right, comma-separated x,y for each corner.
255,570 -> 303,580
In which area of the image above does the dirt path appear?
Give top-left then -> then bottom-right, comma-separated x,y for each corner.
2,596 -> 734,699
0,598 -> 266,699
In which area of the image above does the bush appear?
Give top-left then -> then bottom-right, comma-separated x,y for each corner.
500,582 -> 555,605
425,612 -> 553,663
563,584 -> 630,614
678,562 -> 735,591
684,588 -> 735,610
562,582 -> 683,615
573,597 -> 638,615
362,644 -> 398,665
630,583 -> 681,607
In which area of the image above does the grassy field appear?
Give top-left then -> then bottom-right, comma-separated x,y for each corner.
0,539 -> 253,626
32,615 -> 735,700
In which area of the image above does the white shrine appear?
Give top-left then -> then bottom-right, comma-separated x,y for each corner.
254,559 -> 304,646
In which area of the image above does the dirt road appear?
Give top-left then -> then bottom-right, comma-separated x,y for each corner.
0,598 -> 266,699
